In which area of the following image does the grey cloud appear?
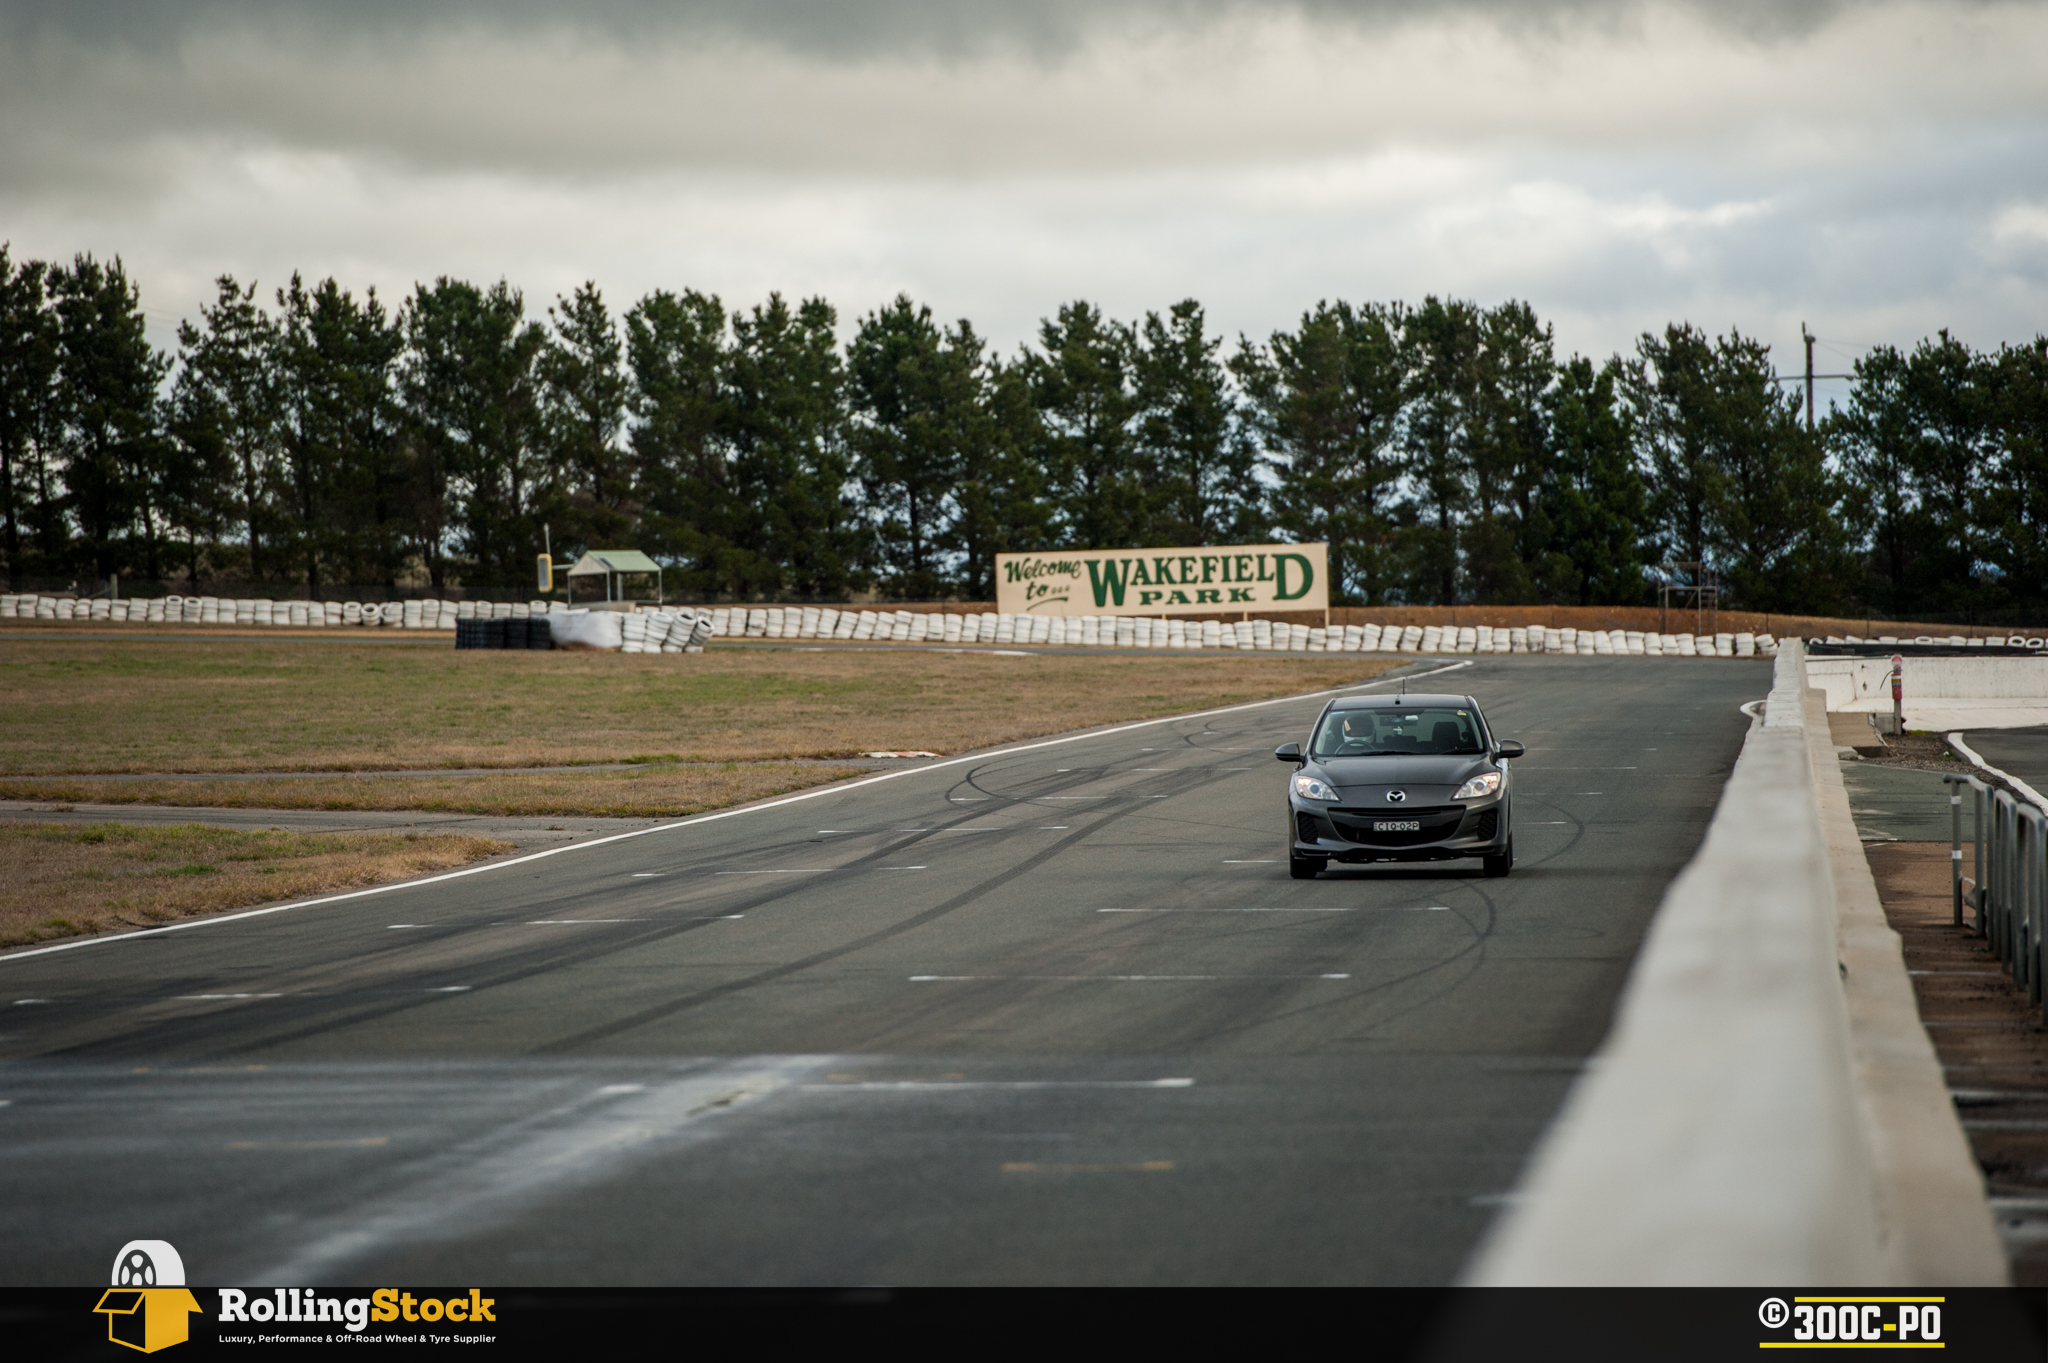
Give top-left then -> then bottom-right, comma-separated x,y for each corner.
7,0 -> 2045,198
0,0 -> 1972,62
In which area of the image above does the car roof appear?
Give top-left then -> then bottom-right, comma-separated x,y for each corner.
1325,693 -> 1476,711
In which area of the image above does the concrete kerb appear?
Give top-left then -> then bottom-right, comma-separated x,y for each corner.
1465,639 -> 2004,1285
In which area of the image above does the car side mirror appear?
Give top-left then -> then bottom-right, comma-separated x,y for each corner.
1496,740 -> 1525,760
1274,742 -> 1304,764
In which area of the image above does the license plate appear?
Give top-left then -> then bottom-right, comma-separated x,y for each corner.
1373,820 -> 1421,832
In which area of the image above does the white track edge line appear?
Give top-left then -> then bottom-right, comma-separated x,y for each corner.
0,659 -> 1472,964
1947,732 -> 2048,813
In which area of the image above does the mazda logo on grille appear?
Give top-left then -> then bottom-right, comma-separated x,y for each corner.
1386,790 -> 1407,803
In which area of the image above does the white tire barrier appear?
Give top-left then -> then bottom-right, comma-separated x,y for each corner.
2,587 -> 1799,662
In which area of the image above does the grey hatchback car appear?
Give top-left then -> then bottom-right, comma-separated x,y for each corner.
1275,692 -> 1524,879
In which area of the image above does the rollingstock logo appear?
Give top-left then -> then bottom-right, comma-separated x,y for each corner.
92,1240 -> 496,1351
1757,1295 -> 1944,1348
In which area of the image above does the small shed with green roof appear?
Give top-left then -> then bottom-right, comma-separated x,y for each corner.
564,550 -> 664,606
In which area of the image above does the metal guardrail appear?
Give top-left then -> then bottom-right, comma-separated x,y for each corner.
1945,774 -> 2048,1016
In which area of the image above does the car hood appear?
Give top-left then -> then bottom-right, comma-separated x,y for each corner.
1312,754 -> 1493,803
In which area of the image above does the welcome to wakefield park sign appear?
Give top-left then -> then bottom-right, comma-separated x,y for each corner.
994,543 -> 1329,617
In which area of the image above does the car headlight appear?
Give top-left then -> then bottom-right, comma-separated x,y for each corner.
1453,771 -> 1502,799
1292,774 -> 1338,802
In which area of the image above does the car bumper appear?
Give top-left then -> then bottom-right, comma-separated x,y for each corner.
1289,796 -> 1508,862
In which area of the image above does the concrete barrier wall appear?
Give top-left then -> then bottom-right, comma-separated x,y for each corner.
1466,640 -> 2005,1285
1808,656 -> 2048,709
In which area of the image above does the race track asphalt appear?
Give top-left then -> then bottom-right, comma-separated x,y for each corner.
0,655 -> 1769,1286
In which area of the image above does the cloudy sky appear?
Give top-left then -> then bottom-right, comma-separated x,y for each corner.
3,0 -> 2044,402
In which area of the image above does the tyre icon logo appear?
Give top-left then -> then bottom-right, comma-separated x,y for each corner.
1759,1297 -> 1790,1329
116,1248 -> 158,1287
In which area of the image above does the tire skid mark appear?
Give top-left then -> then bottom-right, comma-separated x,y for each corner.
529,759 -> 1265,1055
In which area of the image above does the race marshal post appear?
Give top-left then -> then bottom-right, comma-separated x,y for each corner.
994,543 -> 1329,618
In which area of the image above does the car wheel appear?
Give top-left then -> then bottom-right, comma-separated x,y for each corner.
1289,854 -> 1325,880
1483,836 -> 1514,878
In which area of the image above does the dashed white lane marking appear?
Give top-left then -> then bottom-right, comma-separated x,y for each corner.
909,973 -> 1351,981
949,797 -> 992,802
1222,860 -> 1276,864
1102,906 -> 1356,913
596,1083 -> 644,1095
176,993 -> 283,1000
428,986 -> 470,993
1038,826 -> 1069,830
880,866 -> 928,871
803,1078 -> 1195,1091
1099,906 -> 1449,913
387,924 -> 426,929
630,873 -> 660,878
714,869 -> 832,875
13,998 -> 50,1005
502,916 -> 741,925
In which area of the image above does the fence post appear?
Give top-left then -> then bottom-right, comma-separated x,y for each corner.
1976,782 -> 1989,936
2023,810 -> 2039,1002
1992,794 -> 2008,963
1946,776 -> 1965,927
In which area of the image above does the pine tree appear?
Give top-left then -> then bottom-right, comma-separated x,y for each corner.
1027,302 -> 1141,550
402,278 -> 547,590
1539,355 -> 1649,605
50,254 -> 167,582
1464,301 -> 1555,604
275,274 -> 404,593
1134,300 -> 1259,546
728,293 -> 858,599
847,295 -> 983,598
174,276 -> 281,583
950,355 -> 1052,599
1980,338 -> 2048,608
625,288 -> 735,596
1233,301 -> 1406,605
542,283 -> 633,552
1400,296 -> 1482,603
0,246 -> 60,587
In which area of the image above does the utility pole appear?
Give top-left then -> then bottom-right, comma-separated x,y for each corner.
1802,323 -> 1816,429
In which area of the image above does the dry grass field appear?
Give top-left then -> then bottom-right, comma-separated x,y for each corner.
0,823 -> 512,948
0,635 -> 1395,813
0,762 -> 870,819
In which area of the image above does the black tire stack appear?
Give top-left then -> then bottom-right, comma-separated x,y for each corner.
453,617 -> 553,650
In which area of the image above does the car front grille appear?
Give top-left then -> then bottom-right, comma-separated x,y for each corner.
1327,804 -> 1465,847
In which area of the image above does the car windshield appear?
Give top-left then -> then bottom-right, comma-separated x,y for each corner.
1312,707 -> 1486,757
